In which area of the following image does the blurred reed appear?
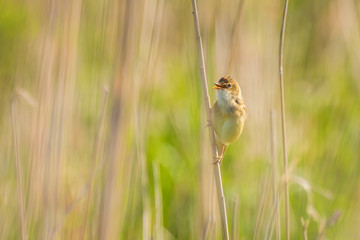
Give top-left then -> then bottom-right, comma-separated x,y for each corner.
230,196 -> 239,240
1,0 -> 360,239
11,98 -> 27,240
278,0 -> 290,238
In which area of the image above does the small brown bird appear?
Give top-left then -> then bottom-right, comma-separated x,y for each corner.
211,76 -> 247,164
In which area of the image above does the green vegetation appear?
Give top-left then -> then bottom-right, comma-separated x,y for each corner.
1,0 -> 359,239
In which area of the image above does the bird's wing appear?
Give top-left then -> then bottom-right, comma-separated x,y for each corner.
234,97 -> 247,118
211,100 -> 226,144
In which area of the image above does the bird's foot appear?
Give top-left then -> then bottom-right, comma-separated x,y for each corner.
212,155 -> 223,165
205,120 -> 212,128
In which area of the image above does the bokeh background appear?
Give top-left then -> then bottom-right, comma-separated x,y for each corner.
1,0 -> 360,239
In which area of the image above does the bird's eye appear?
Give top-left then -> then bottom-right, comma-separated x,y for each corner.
227,84 -> 231,88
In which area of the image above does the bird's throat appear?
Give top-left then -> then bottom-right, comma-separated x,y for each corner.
217,90 -> 235,112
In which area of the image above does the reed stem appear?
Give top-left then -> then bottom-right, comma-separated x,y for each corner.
278,0 -> 290,239
190,0 -> 229,238
11,98 -> 27,240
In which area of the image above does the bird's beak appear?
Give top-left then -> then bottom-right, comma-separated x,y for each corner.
213,82 -> 225,90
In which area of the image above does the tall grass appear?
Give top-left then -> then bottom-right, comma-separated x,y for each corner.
1,0 -> 360,239
278,0 -> 290,238
11,98 -> 27,240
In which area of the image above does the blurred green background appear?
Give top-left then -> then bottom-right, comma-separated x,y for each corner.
1,0 -> 360,239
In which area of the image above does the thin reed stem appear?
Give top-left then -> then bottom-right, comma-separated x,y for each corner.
80,85 -> 109,238
230,197 -> 239,240
226,0 -> 245,73
264,111 -> 281,240
190,0 -> 229,239
11,97 -> 27,240
301,217 -> 309,240
270,111 -> 281,240
278,0 -> 290,239
253,167 -> 272,240
153,162 -> 164,240
99,0 -> 133,237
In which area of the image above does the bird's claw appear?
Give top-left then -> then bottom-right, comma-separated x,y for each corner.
205,120 -> 212,128
212,155 -> 223,165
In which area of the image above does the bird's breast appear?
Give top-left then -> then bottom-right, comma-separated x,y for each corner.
219,117 -> 244,144
211,101 -> 245,145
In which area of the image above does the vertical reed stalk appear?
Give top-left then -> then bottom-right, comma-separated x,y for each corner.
230,197 -> 239,240
226,0 -> 245,73
278,0 -> 290,239
11,98 -> 27,240
270,111 -> 281,240
190,0 -> 229,239
99,0 -> 133,237
79,85 -> 109,239
301,217 -> 309,240
153,162 -> 163,240
253,168 -> 272,240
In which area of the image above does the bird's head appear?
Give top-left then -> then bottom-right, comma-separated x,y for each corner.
213,76 -> 241,97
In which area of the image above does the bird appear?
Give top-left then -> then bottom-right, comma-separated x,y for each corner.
211,76 -> 247,164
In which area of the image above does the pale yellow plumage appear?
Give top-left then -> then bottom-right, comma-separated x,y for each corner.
211,76 -> 246,164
